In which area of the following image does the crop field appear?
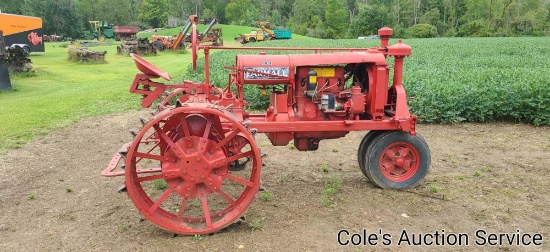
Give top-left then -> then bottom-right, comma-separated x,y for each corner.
186,37 -> 550,125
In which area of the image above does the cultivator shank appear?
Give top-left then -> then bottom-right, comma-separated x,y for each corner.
102,24 -> 431,235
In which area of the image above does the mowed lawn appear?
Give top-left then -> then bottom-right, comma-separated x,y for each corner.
0,41 -> 192,152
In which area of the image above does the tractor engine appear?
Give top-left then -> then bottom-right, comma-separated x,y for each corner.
236,53 -> 381,151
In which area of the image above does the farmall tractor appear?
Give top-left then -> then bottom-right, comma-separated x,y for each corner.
102,20 -> 431,235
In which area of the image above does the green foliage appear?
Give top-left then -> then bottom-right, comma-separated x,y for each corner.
153,179 -> 168,190
248,217 -> 265,232
289,0 -> 326,36
225,0 -> 253,25
322,164 -> 329,173
347,5 -> 393,38
407,24 -> 438,38
193,234 -> 203,241
324,0 -> 348,38
428,183 -> 440,193
458,20 -> 491,37
404,37 -> 550,126
27,194 -> 36,200
322,178 -> 341,207
260,191 -> 273,201
138,0 -> 168,28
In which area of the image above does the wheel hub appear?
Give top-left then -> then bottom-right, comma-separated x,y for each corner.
380,142 -> 420,182
162,136 -> 228,198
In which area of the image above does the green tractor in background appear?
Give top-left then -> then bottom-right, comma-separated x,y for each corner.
84,21 -> 115,41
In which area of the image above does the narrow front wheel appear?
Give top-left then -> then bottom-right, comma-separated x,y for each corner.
365,131 -> 430,189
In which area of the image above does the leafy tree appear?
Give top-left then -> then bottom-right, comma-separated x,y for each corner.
407,23 -> 438,37
0,0 -> 24,14
139,0 -> 168,28
347,4 -> 393,38
324,0 -> 348,38
289,0 -> 325,35
225,0 -> 252,24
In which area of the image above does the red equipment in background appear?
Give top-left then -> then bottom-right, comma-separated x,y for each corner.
102,18 -> 431,235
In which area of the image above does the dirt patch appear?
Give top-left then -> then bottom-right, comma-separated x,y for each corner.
1,110 -> 549,251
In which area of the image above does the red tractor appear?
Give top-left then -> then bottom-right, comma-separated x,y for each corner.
102,21 -> 431,235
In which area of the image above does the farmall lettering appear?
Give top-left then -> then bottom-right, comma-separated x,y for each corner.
102,23 -> 431,236
244,67 -> 289,80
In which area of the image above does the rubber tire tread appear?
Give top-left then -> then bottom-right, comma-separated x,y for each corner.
357,131 -> 384,179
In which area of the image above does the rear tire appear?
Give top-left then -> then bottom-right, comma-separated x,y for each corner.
365,131 -> 430,189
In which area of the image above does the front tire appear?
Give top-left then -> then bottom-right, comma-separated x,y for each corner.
365,131 -> 430,189
357,131 -> 385,179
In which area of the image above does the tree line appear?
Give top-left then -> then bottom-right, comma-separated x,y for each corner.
0,0 -> 548,38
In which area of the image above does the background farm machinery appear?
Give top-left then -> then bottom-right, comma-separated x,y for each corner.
151,16 -> 223,51
84,21 -> 139,41
235,21 -> 292,43
102,20 -> 431,235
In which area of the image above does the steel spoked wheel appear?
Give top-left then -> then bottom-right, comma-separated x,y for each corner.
365,131 -> 430,189
125,106 -> 262,234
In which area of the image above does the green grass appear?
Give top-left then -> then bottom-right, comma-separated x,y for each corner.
259,191 -> 273,201
322,178 -> 341,208
0,41 -> 191,152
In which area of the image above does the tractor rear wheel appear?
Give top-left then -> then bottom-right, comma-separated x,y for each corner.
125,106 -> 262,234
364,131 -> 430,189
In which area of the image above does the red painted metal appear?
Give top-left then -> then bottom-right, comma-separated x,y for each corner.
379,142 -> 420,182
103,25 -> 430,235
124,105 -> 262,234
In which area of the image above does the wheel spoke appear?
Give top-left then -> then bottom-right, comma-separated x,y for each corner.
153,123 -> 185,157
135,152 -> 165,161
148,188 -> 173,214
202,114 -> 215,139
177,114 -> 191,137
137,173 -> 165,182
381,161 -> 395,174
201,196 -> 213,228
136,142 -> 161,163
198,114 -> 215,153
215,128 -> 242,149
226,173 -> 254,187
385,150 -> 396,159
398,147 -> 410,158
177,198 -> 189,220
216,150 -> 253,165
217,189 -> 236,205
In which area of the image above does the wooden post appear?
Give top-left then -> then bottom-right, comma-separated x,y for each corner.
0,30 -> 13,90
